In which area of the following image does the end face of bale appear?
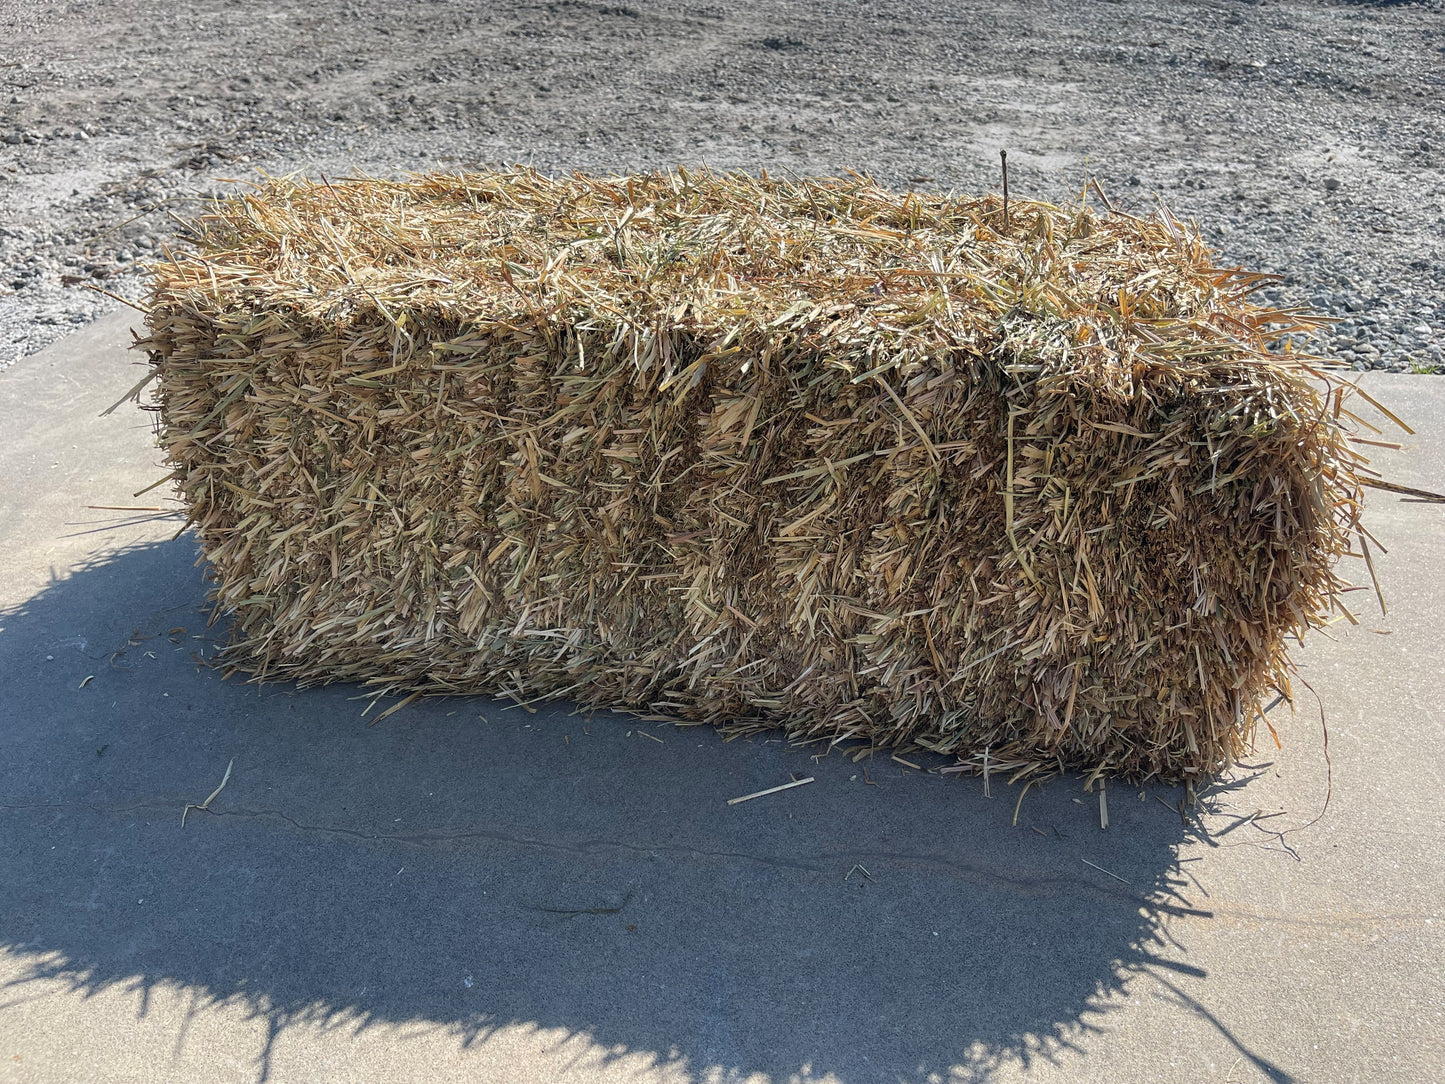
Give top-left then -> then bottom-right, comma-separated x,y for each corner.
140,169 -> 1369,782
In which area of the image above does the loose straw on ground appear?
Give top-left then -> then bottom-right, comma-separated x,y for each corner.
181,758 -> 233,827
727,777 -> 814,806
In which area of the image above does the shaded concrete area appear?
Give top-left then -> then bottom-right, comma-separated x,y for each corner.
0,316 -> 1441,1082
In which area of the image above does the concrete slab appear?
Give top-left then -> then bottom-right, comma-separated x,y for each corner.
0,319 -> 1441,1084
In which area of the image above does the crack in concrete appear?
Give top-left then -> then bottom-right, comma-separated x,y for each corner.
208,805 -> 834,874
1,796 -> 1215,914
3,795 -> 1115,896
1,798 -> 183,816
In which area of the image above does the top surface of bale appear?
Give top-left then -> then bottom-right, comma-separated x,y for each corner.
151,169 -> 1314,393
142,170 -> 1370,782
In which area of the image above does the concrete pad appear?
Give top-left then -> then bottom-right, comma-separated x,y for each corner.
0,320 -> 1441,1084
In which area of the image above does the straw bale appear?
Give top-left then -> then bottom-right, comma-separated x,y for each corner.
138,169 -> 1370,781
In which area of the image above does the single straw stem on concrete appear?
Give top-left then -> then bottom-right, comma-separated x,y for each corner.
1012,780 -> 1034,827
367,690 -> 422,728
727,777 -> 814,806
1082,858 -> 1131,885
181,758 -> 233,827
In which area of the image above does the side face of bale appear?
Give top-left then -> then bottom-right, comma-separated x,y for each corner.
141,170 -> 1365,781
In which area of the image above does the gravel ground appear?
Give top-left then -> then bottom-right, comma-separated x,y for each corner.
2,0 -> 1443,375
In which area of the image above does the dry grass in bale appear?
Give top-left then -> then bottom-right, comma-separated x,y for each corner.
138,168 -> 1377,782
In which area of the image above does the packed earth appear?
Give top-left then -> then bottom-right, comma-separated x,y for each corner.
1,0 -> 1442,374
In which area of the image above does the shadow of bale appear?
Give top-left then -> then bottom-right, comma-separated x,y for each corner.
0,540 -> 1220,1083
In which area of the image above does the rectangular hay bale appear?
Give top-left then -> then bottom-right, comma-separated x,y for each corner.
138,170 -> 1367,781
